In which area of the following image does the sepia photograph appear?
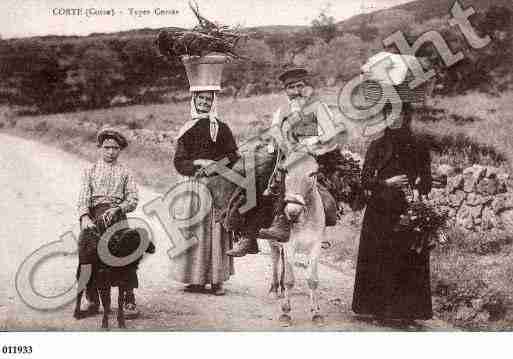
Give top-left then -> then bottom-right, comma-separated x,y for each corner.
1,0 -> 513,354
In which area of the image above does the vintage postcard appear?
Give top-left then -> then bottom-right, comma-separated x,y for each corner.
1,0 -> 512,352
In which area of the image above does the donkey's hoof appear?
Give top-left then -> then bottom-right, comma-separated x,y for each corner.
73,310 -> 85,320
117,313 -> 126,329
269,289 -> 284,299
268,285 -> 279,299
312,314 -> 325,326
279,314 -> 292,327
281,301 -> 291,313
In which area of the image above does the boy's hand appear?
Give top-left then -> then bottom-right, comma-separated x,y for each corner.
81,215 -> 96,231
102,206 -> 121,227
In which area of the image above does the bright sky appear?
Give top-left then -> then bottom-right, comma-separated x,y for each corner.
1,0 -> 413,39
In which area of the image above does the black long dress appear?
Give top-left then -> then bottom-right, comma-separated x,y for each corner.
352,127 -> 433,320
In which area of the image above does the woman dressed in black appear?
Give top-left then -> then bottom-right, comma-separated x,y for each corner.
352,106 -> 433,324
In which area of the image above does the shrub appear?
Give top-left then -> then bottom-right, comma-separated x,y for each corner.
34,120 -> 49,133
433,270 -> 508,329
416,131 -> 507,168
431,226 -> 513,329
127,119 -> 143,130
437,227 -> 513,257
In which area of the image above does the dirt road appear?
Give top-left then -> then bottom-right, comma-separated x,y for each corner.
0,133 -> 452,331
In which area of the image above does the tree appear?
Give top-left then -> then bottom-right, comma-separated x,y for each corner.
224,38 -> 277,91
302,34 -> 368,85
78,44 -> 124,108
371,9 -> 416,39
311,3 -> 338,43
121,37 -> 176,100
6,40 -> 67,112
264,32 -> 314,65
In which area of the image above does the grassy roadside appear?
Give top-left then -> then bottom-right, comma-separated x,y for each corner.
0,93 -> 289,193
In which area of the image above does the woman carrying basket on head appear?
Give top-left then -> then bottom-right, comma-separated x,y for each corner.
171,54 -> 239,296
352,53 -> 434,326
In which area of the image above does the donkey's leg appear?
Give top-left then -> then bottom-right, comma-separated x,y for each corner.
73,264 -> 88,319
307,242 -> 323,325
117,287 -> 126,329
279,243 -> 296,327
99,287 -> 111,329
73,290 -> 84,319
269,242 -> 282,299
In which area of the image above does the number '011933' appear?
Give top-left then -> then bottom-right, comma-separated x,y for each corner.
2,345 -> 33,354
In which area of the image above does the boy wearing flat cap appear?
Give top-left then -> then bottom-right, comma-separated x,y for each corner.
76,127 -> 140,317
227,67 -> 343,257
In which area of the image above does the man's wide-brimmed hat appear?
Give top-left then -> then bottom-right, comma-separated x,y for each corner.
97,127 -> 128,149
278,67 -> 309,87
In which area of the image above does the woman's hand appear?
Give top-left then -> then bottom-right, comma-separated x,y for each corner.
385,174 -> 409,188
193,159 -> 215,168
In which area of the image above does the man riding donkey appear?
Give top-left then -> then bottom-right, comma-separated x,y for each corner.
227,67 -> 345,257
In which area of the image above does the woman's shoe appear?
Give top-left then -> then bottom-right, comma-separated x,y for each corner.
211,283 -> 225,296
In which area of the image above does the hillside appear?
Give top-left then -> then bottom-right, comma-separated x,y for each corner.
337,0 -> 513,32
0,0 -> 511,114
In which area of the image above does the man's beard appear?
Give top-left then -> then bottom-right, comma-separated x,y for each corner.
289,95 -> 306,110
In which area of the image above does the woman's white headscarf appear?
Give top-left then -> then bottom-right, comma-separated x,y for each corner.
177,91 -> 219,141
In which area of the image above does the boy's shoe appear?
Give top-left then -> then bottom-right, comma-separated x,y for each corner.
184,284 -> 206,293
211,283 -> 225,296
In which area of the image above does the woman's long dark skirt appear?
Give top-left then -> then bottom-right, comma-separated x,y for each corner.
352,204 -> 433,320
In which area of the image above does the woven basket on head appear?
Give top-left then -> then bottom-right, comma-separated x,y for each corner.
182,53 -> 228,92
361,52 -> 430,105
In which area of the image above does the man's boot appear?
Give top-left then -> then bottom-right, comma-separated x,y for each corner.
226,236 -> 259,257
84,283 -> 100,315
258,214 -> 291,243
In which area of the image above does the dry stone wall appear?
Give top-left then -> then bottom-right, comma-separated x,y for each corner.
430,164 -> 513,232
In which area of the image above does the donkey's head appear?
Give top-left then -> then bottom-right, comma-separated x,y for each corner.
281,150 -> 319,223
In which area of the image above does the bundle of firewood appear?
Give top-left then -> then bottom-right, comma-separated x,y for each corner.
156,1 -> 246,60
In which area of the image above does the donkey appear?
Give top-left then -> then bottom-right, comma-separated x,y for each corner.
74,212 -> 154,330
266,149 -> 327,327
